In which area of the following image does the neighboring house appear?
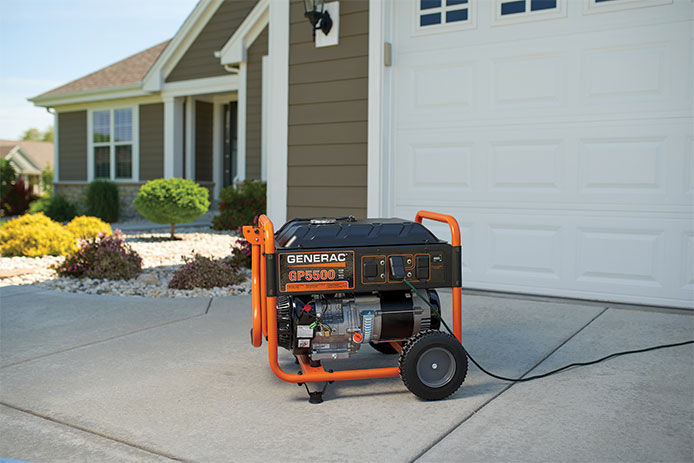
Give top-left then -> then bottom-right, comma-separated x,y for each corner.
0,140 -> 54,193
31,0 -> 693,309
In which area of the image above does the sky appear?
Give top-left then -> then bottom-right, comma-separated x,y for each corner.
0,0 -> 199,140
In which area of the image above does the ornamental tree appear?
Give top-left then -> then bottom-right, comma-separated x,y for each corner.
133,178 -> 209,239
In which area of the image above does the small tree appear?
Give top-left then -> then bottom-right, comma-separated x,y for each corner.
133,178 -> 209,239
41,166 -> 54,195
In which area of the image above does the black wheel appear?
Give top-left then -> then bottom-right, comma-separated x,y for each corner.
398,330 -> 467,401
370,341 -> 399,355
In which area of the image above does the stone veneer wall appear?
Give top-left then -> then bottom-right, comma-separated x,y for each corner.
55,182 -> 215,220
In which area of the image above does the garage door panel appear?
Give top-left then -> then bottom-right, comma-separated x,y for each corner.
578,137 -> 666,194
576,227 -> 664,288
396,123 -> 687,208
486,223 -> 563,281
490,140 -> 562,192
394,23 -> 689,130
493,54 -> 566,108
683,231 -> 694,291
395,140 -> 474,200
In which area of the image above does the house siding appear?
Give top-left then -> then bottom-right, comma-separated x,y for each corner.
246,26 -> 268,180
57,110 -> 87,181
287,0 -> 369,219
166,0 -> 258,83
195,101 -> 214,182
139,103 -> 164,180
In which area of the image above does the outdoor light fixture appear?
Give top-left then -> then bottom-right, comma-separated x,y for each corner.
303,0 -> 333,40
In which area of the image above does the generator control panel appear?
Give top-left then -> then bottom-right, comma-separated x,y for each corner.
265,217 -> 461,296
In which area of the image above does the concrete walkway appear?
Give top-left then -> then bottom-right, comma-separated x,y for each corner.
1,286 -> 692,462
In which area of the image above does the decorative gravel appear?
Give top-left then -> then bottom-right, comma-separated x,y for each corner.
0,227 -> 251,298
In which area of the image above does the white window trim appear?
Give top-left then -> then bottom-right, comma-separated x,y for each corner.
87,105 -> 139,183
583,0 -> 671,15
492,0 -> 566,26
413,0 -> 476,35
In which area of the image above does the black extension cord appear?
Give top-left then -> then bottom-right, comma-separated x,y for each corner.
401,279 -> 694,383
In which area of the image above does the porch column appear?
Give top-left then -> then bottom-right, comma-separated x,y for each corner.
235,62 -> 247,182
163,96 -> 184,178
185,96 -> 196,180
212,101 -> 223,199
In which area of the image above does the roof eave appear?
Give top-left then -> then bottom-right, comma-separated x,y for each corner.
29,82 -> 149,107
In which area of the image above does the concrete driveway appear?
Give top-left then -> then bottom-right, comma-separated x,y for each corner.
1,285 -> 692,462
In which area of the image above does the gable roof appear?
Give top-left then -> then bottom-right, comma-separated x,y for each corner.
33,41 -> 170,100
0,140 -> 54,174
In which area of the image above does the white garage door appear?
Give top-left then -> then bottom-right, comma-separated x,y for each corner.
389,0 -> 693,307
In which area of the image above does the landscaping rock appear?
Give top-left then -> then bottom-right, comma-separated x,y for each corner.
0,227 -> 251,298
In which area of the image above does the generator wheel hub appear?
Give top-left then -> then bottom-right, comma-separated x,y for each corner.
416,347 -> 456,388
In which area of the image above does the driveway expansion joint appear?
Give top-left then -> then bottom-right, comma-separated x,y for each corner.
410,306 -> 610,462
0,402 -> 190,462
1,312 -> 207,369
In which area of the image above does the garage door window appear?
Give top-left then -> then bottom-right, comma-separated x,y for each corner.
585,0 -> 671,15
417,0 -> 474,31
494,0 -> 565,23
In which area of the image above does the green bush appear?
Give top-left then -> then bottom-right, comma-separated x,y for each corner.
54,230 -> 142,280
85,179 -> 119,222
28,195 -> 52,214
45,195 -> 77,222
133,178 -> 210,238
212,180 -> 266,230
0,213 -> 77,257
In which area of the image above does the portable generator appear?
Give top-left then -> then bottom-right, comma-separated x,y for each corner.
242,210 -> 467,403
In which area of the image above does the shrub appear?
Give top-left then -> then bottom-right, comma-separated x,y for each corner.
0,159 -> 17,208
229,235 -> 252,269
1,176 -> 37,216
212,180 -> 266,230
66,216 -> 113,240
45,194 -> 77,222
134,178 -> 210,239
85,179 -> 119,222
168,254 -> 245,290
0,213 -> 77,257
28,195 -> 53,214
54,230 -> 142,280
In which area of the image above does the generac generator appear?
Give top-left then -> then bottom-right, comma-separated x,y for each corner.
242,211 -> 467,403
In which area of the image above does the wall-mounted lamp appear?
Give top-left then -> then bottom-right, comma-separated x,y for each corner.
303,0 -> 333,40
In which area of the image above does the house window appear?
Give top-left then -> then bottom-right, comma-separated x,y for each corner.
417,0 -> 472,29
92,108 -> 134,180
495,0 -> 565,23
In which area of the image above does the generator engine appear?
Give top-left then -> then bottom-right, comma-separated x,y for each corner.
267,216 -> 460,362
277,290 -> 442,360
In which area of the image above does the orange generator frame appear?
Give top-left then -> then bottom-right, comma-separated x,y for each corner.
242,211 -> 463,388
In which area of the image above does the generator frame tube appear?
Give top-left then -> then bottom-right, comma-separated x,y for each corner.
242,211 -> 463,384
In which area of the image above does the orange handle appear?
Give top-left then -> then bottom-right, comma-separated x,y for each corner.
415,210 -> 463,343
250,243 -> 263,347
242,225 -> 264,347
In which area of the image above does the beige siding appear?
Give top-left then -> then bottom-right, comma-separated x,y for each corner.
245,26 -> 268,180
166,0 -> 257,83
139,103 -> 164,180
287,0 -> 369,220
195,101 -> 213,182
57,111 -> 87,181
